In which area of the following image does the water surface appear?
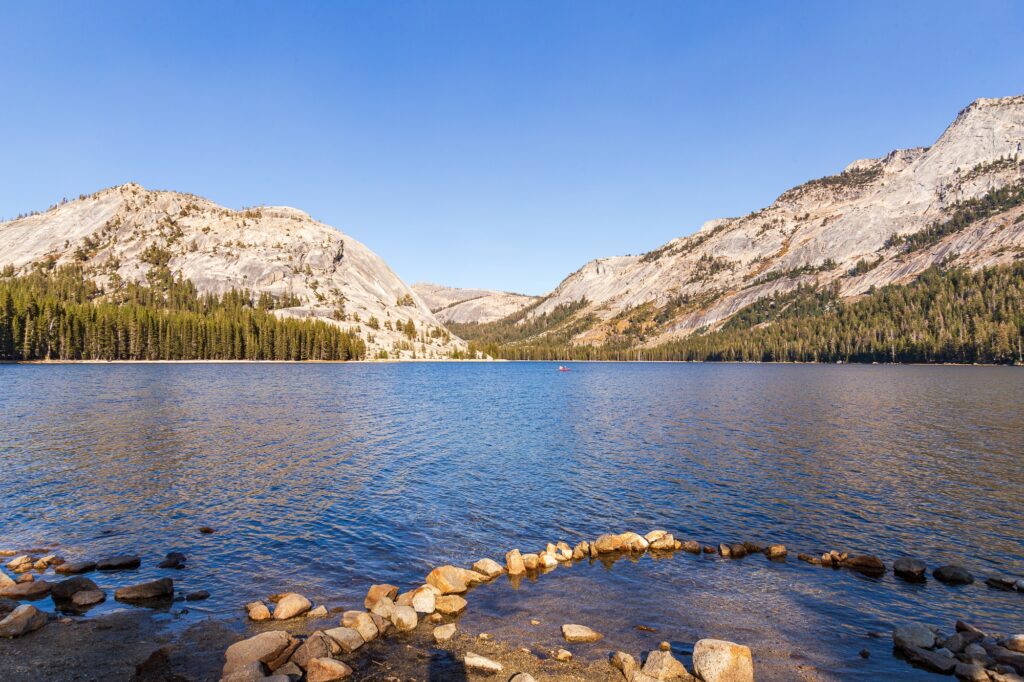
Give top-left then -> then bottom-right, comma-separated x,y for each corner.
1,363 -> 1022,679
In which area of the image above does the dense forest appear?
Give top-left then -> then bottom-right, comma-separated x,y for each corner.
0,265 -> 365,361
465,262 -> 1024,364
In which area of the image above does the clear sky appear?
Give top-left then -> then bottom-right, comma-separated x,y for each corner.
1,2 -> 1022,294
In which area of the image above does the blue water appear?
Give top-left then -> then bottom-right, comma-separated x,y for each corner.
1,362 -> 1022,679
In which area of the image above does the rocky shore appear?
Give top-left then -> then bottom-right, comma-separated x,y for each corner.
1,529 -> 1022,681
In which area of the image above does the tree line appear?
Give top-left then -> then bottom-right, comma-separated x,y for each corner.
0,265 -> 365,361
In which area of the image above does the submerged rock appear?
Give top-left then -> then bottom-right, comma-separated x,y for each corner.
692,638 -> 754,682
0,604 -> 47,638
158,552 -> 187,569
986,575 -> 1018,591
433,623 -> 457,643
97,555 -> 141,571
893,558 -> 927,582
464,652 -> 503,674
842,555 -> 885,576
114,578 -> 173,603
272,592 -> 311,620
934,565 -> 974,585
562,624 -> 603,643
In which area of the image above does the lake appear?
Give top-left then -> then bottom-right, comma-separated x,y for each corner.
1,362 -> 1022,679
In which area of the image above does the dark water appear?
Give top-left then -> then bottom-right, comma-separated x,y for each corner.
1,363 -> 1022,679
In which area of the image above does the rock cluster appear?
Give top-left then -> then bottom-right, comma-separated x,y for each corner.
892,620 -> 1024,679
611,639 -> 753,682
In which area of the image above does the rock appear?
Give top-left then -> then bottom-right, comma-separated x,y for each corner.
702,545 -> 715,554
158,552 -> 187,569
391,604 -> 417,631
246,601 -> 271,621
115,578 -> 173,602
556,541 -> 573,560
1006,636 -> 1024,654
554,649 -> 573,661
934,565 -> 974,585
894,623 -> 938,650
199,526 -> 215,534
220,660 -> 267,682
290,631 -> 339,670
692,638 -> 754,682
323,626 -> 363,653
538,551 -> 558,569
307,604 -> 327,618
645,530 -> 669,543
619,532 -> 650,552
346,611 -> 378,642
410,586 -> 436,614
945,630 -> 983,652
370,595 -> 396,618
5,556 -> 33,572
186,590 -> 210,601
765,544 -> 787,559
954,662 -> 990,681
522,553 -> 540,570
435,594 -> 467,615
15,574 -> 33,584
893,557 -> 927,582
223,630 -> 294,675
562,624 -> 603,643
272,592 -> 311,620
743,541 -> 765,554
51,576 -> 99,601
97,555 -> 141,571
611,651 -> 639,679
572,542 -> 588,560
33,555 -> 62,570
901,644 -> 957,674
426,565 -> 483,594
364,583 -> 399,609
859,648 -> 870,658
464,652 -> 502,674
509,675 -> 537,682
0,580 -> 51,600
649,534 -> 676,551
963,642 -> 987,657
676,540 -> 699,554
956,620 -> 986,636
0,604 -> 47,638
472,558 -> 504,578
987,576 -> 1018,591
1017,579 -> 1024,592
594,534 -> 624,553
433,623 -> 457,643
0,573 -> 13,589
306,657 -> 352,681
729,543 -> 747,558
505,549 -> 526,575
842,555 -> 885,576
54,561 -> 96,575
71,589 -> 105,607
718,543 -> 731,557
642,648 -> 696,681
273,662 -> 303,679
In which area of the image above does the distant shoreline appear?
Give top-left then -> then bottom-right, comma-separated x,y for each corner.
1,359 -> 1017,367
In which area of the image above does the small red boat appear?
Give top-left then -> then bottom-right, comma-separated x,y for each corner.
557,365 -> 571,372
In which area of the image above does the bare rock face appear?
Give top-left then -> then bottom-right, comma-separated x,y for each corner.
691,638 -> 754,682
412,283 -> 539,324
0,184 -> 465,359
469,95 -> 1024,347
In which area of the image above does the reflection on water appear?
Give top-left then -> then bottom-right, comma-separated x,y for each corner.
1,363 -> 1022,679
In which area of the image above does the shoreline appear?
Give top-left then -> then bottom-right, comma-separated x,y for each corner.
1,358 -> 1019,366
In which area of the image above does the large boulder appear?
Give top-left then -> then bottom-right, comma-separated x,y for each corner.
561,624 -> 602,643
593,534 -> 624,553
618,532 -> 650,552
114,578 -> 173,603
72,590 -> 105,607
435,595 -> 467,615
290,631 -> 339,670
272,592 -> 312,620
934,565 -> 974,585
426,565 -> 483,594
391,604 -> 417,631
893,558 -> 927,582
410,586 -> 437,614
900,644 -> 956,674
223,630 -> 295,675
344,611 -> 378,642
0,604 -> 47,638
51,576 -> 99,602
692,638 -> 754,682
842,555 -> 885,576
306,657 -> 352,681
364,584 -> 399,610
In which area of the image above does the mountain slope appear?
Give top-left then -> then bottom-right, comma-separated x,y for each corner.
468,95 -> 1024,349
0,184 -> 463,358
412,282 -> 539,324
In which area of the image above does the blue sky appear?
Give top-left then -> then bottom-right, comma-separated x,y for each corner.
1,2 -> 1022,294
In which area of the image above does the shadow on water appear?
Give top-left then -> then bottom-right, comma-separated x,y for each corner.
427,649 -> 468,682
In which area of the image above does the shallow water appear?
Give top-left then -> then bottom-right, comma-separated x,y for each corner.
1,362 -> 1022,679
